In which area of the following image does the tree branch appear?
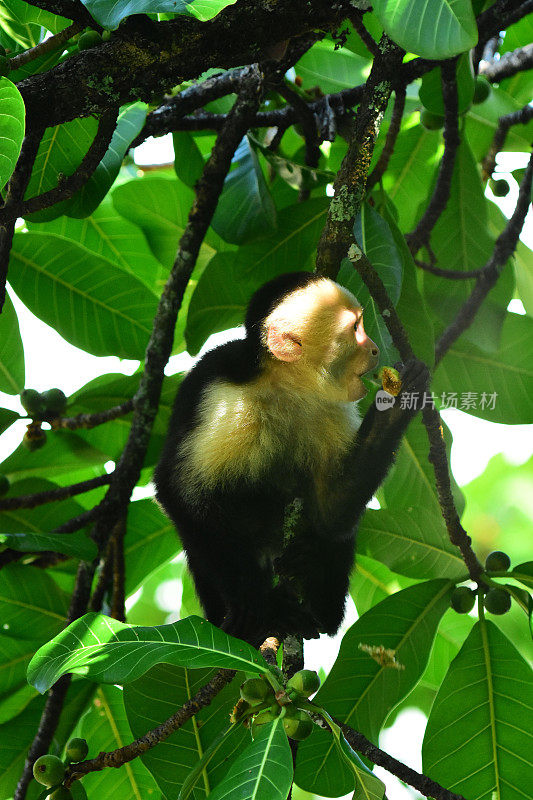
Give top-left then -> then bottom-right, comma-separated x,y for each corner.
316,34 -> 404,278
436,150 -> 533,363
8,22 -> 81,70
0,472 -> 112,511
66,669 -> 236,782
479,43 -> 533,82
366,86 -> 406,191
51,400 -> 134,430
481,101 -> 533,180
406,60 -> 460,256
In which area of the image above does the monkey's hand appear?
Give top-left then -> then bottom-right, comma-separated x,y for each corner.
389,358 -> 430,421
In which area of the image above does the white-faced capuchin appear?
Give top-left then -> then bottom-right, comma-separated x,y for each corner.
154,272 -> 429,645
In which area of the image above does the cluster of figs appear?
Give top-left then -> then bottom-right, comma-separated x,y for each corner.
240,669 -> 321,741
33,738 -> 89,799
451,551 -> 513,616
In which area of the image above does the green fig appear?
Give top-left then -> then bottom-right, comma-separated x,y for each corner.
33,755 -> 65,787
282,709 -> 313,741
78,30 -> 102,50
20,389 -> 46,418
286,669 -> 321,697
240,677 -> 274,706
65,737 -> 88,762
484,588 -> 511,615
420,110 -> 444,130
473,76 -> 491,104
490,178 -> 510,197
450,586 -> 476,614
47,788 -> 73,800
42,388 -> 67,417
485,551 -> 511,572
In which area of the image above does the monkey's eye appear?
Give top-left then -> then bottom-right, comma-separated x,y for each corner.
354,309 -> 364,330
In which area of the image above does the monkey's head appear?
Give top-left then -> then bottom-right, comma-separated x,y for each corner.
246,272 -> 379,402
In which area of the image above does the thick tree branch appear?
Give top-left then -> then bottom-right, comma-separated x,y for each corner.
8,22 -> 81,70
436,151 -> 533,363
479,43 -> 533,82
316,34 -> 404,279
366,86 -> 406,191
66,669 -> 236,782
0,127 -> 44,310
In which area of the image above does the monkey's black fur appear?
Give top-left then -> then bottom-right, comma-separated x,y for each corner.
154,272 -> 428,645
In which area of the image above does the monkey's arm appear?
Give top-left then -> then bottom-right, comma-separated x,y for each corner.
320,359 -> 429,536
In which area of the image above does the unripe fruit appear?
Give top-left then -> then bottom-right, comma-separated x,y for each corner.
286,669 -> 321,697
473,76 -> 491,104
0,55 -> 9,77
282,709 -> 313,741
0,474 -> 9,496
20,389 -> 46,418
484,588 -> 512,615
485,551 -> 511,572
42,388 -> 67,417
420,110 -> 444,130
65,737 -> 88,762
23,426 -> 47,451
490,178 -> 510,197
33,755 -> 65,786
78,31 -> 102,50
240,677 -> 274,706
102,30 -> 112,41
47,788 -> 73,800
450,586 -> 476,614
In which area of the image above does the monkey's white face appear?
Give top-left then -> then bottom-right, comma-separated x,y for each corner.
264,278 -> 379,402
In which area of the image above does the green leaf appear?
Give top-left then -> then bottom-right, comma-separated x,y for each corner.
28,613 -> 269,693
124,498 -> 178,596
295,40 -> 369,93
357,507 -> 465,580
433,312 -> 533,424
0,291 -> 25,394
79,685 -> 159,800
382,415 -> 463,516
465,87 -> 533,161
24,117 -> 99,221
372,0 -> 477,59
419,53 -> 474,116
381,114 -> 443,232
173,130 -> 205,188
185,197 -> 328,353
0,531 -> 96,560
0,635 -> 41,700
62,103 -> 147,218
0,477 -> 91,535
513,562 -> 533,590
349,555 -> 416,616
0,406 -> 18,435
212,136 -> 276,245
0,431 -> 108,483
0,564 -> 69,641
423,620 -> 533,799
207,716 -> 293,800
28,195 -> 166,293
79,0 -> 234,28
124,664 -> 247,800
295,580 -> 453,796
8,232 -> 158,358
0,77 -> 25,193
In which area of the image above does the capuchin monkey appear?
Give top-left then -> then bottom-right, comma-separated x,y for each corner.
154,272 -> 428,645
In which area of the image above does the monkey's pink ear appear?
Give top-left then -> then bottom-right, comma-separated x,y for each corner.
266,323 -> 302,362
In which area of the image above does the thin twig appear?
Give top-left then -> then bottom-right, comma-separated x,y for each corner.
406,60 -> 460,256
348,9 -> 380,56
277,83 -> 321,201
14,561 -> 95,800
414,259 -> 485,280
0,473 -> 112,511
480,43 -> 533,82
66,669 -> 236,782
51,400 -> 134,431
111,517 -> 126,622
9,22 -> 81,70
436,150 -> 533,363
21,106 -> 119,215
481,102 -> 533,180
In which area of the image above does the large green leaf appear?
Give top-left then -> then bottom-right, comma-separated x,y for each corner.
372,0 -> 477,59
28,613 -> 269,693
0,564 -> 69,641
295,580 -> 453,796
61,103 -> 147,219
124,499 -> 178,596
423,620 -> 533,800
173,130 -> 205,188
357,507 -> 464,580
349,555 -> 416,616
0,635 -> 41,702
0,431 -> 108,483
78,685 -> 159,800
211,136 -> 276,245
465,87 -> 533,161
0,407 -> 18,435
0,291 -> 24,394
0,531 -> 96,560
208,716 -> 293,800
295,40 -> 369,93
8,232 -> 158,358
0,477 -> 92,536
0,77 -> 25,193
124,664 -> 246,799
28,195 -> 166,293
185,197 -> 328,353
434,312 -> 533,424
79,0 -> 234,28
